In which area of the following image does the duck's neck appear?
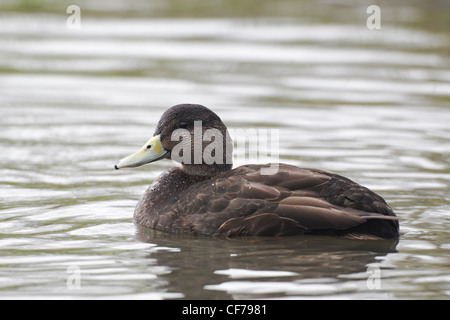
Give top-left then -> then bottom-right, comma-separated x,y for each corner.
181,163 -> 233,178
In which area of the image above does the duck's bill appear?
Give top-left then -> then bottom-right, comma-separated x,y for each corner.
115,135 -> 169,170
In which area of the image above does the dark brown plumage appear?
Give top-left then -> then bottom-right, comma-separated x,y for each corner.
117,104 -> 399,240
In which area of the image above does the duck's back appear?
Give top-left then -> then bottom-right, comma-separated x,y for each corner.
135,163 -> 399,239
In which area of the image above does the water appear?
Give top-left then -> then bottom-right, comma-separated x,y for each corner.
1,0 -> 449,299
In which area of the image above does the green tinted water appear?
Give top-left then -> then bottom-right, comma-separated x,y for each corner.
0,0 -> 449,299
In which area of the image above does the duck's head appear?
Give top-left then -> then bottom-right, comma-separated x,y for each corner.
115,104 -> 233,176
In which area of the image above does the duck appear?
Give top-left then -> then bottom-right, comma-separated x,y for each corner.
115,104 -> 399,240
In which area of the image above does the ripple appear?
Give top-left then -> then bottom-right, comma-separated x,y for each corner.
214,268 -> 299,279
205,280 -> 357,297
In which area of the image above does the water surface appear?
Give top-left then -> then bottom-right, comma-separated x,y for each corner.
0,1 -> 449,299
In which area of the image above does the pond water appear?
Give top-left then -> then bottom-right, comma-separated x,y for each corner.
0,0 -> 449,299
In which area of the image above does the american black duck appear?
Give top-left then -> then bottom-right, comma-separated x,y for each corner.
115,104 -> 399,239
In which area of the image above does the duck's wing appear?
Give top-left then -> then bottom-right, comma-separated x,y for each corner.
185,163 -> 398,238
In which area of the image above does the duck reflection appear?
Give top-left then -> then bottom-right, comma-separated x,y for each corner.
136,226 -> 398,299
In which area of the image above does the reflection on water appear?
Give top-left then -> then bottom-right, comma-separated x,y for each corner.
0,0 -> 449,299
137,228 -> 398,299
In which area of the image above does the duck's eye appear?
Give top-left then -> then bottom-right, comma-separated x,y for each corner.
179,121 -> 188,129
146,145 -> 152,149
